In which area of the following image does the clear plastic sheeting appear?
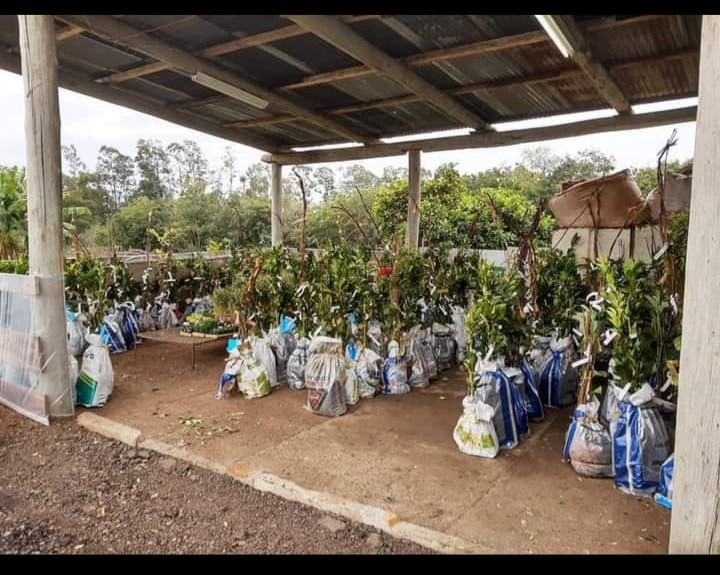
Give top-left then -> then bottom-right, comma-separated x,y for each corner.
0,273 -> 49,425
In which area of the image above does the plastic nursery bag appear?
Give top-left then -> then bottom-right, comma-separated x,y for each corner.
76,333 -> 114,408
68,352 -> 78,405
66,308 -> 87,357
503,366 -> 530,441
474,358 -> 519,450
654,454 -> 674,509
529,335 -> 552,380
539,336 -> 579,408
408,329 -> 430,389
355,346 -> 383,398
251,336 -> 279,388
520,359 -> 544,422
304,336 -> 347,417
344,366 -> 360,406
268,328 -> 297,386
101,314 -> 127,354
613,383 -> 672,497
117,302 -> 141,348
367,321 -> 387,359
382,340 -> 410,395
287,337 -> 310,390
453,395 -> 499,459
157,302 -> 179,330
432,323 -> 457,371
138,305 -> 156,332
215,348 -> 243,399
418,329 -> 438,380
238,347 -> 271,399
451,306 -> 468,363
562,397 -> 614,478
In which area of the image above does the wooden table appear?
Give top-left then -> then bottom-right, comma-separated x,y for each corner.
139,328 -> 235,369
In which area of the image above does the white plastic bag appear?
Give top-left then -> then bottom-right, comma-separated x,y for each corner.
562,397 -> 614,478
355,346 -> 383,398
287,337 -> 310,390
344,367 -> 360,406
68,353 -> 78,405
157,302 -> 178,330
408,335 -> 430,389
76,334 -> 114,408
453,395 -> 499,458
252,336 -> 279,388
66,311 -> 87,357
215,348 -> 243,399
451,306 -> 468,363
382,340 -> 410,394
238,348 -> 271,399
305,337 -> 347,417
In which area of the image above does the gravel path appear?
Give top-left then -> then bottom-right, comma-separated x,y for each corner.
0,407 -> 432,554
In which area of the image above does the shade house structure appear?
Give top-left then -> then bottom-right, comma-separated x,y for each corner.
0,14 -> 718,553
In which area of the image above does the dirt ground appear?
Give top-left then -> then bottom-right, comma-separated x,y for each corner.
1,338 -> 673,554
0,407 -> 431,555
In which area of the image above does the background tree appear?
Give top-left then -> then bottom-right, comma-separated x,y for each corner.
0,166 -> 27,259
134,139 -> 171,200
96,146 -> 135,211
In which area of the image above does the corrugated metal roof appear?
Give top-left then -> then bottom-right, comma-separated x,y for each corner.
0,14 -> 702,152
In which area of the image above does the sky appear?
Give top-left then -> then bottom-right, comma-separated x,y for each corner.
0,68 -> 697,177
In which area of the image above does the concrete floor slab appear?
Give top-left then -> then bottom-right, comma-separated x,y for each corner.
86,340 -> 670,554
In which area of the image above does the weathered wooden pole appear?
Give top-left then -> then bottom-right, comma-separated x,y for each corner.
18,15 -> 73,417
669,14 -> 720,554
271,163 -> 283,247
406,149 -> 421,249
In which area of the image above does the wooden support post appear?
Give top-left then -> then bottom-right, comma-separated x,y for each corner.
271,163 -> 283,247
669,14 -> 720,554
406,150 -> 421,249
18,15 -> 73,417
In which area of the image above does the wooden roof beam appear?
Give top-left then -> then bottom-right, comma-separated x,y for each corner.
58,15 -> 377,144
56,24 -> 84,42
261,105 -> 696,165
222,46 -> 696,129
93,15 -> 383,85
224,68 -> 581,128
0,50 -> 280,152
536,15 -> 632,114
283,14 -> 491,130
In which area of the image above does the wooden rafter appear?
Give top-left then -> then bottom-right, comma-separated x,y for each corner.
56,24 -> 84,42
276,15 -> 671,92
0,50 -> 280,152
58,15 -> 377,144
261,106 -> 697,165
91,15 -> 383,84
284,14 -> 490,130
221,47 -> 696,130
538,15 -> 632,114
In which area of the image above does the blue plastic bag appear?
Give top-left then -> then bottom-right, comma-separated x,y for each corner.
539,337 -> 578,408
613,384 -> 671,497
474,367 -> 518,450
520,359 -> 544,422
654,454 -> 674,509
509,376 -> 530,440
118,306 -> 139,348
279,315 -> 296,334
101,320 -> 126,354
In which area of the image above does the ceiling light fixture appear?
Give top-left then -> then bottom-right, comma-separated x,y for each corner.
191,71 -> 269,109
534,15 -> 574,59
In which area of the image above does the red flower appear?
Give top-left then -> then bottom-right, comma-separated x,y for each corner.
378,266 -> 394,277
